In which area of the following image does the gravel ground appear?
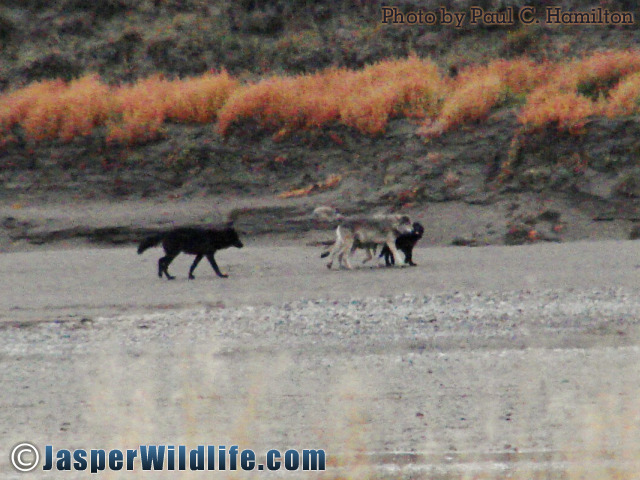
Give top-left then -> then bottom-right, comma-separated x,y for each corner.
2,243 -> 640,479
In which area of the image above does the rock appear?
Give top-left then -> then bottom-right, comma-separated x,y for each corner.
629,225 -> 640,240
451,237 -> 481,247
538,209 -> 561,223
615,172 -> 640,198
574,168 -> 619,200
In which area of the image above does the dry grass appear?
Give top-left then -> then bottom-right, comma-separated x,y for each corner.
604,72 -> 640,117
419,66 -> 505,139
0,70 -> 238,146
165,71 -> 239,124
492,57 -> 555,95
0,75 -> 114,143
278,174 -> 342,199
106,76 -> 172,145
516,50 -> 640,134
0,79 -> 66,142
517,86 -> 601,134
107,71 -> 239,145
556,50 -> 640,97
3,50 -> 640,147
217,56 -> 446,137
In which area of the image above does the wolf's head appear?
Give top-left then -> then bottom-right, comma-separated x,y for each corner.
227,226 -> 244,248
395,215 -> 413,235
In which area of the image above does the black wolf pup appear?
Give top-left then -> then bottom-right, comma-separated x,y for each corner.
380,222 -> 424,267
137,226 -> 243,280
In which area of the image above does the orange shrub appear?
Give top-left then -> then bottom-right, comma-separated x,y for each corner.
218,56 -> 446,136
514,50 -> 640,133
1,71 -> 239,146
18,89 -> 65,142
5,50 -> 640,146
517,86 -> 600,133
444,71 -> 504,122
106,76 -> 172,145
604,72 -> 640,117
340,85 -> 398,135
0,76 -> 113,142
278,174 -> 341,198
56,75 -> 112,142
489,58 -> 555,95
354,56 -> 446,120
0,80 -> 66,139
165,70 -> 239,123
217,72 -> 341,135
107,71 -> 237,144
556,50 -> 640,95
419,65 -> 505,138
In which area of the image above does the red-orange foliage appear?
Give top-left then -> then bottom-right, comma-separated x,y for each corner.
489,57 -> 555,94
0,79 -> 66,140
218,56 -> 446,136
107,71 -> 238,144
106,76 -> 172,145
217,73 -> 339,135
420,68 -> 504,138
278,174 -> 342,198
516,50 -> 640,133
517,86 -> 600,133
554,50 -> 640,93
604,72 -> 640,117
165,71 -> 239,123
418,58 -> 555,138
3,51 -> 640,147
0,71 -> 238,146
0,76 -> 113,142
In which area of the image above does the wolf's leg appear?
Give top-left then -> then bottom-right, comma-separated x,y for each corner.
327,230 -> 343,269
379,245 -> 393,266
188,254 -> 203,279
327,242 -> 340,269
337,251 -> 348,269
386,247 -> 394,266
348,242 -> 369,264
206,253 -> 228,278
404,246 -> 417,266
341,239 -> 354,270
159,254 -> 177,280
361,247 -> 373,264
386,240 -> 406,267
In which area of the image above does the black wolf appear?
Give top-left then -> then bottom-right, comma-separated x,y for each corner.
137,226 -> 243,280
379,222 -> 424,266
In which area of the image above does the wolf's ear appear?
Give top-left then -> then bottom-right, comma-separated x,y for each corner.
225,220 -> 234,228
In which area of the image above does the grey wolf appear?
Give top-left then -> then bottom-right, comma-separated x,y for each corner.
320,222 -> 424,266
314,207 -> 412,269
137,226 -> 243,280
379,222 -> 424,266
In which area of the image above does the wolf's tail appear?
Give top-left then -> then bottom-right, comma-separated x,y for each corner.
137,234 -> 164,254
